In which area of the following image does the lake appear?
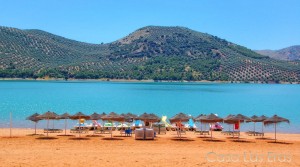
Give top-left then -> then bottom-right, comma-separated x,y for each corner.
0,81 -> 299,133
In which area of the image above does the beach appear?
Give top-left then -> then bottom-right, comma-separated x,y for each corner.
0,129 -> 299,167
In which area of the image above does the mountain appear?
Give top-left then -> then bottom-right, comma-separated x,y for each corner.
0,25 -> 300,83
256,45 -> 300,61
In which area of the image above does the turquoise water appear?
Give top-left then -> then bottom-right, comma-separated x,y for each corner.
0,81 -> 299,133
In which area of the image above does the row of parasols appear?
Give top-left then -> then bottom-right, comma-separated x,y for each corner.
27,111 -> 290,141
26,111 -> 160,138
172,113 -> 289,141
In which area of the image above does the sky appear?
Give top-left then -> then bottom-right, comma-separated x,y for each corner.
0,0 -> 299,50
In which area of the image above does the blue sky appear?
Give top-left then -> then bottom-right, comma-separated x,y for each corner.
0,0 -> 299,50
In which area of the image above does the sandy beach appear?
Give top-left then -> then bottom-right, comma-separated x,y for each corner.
0,129 -> 299,167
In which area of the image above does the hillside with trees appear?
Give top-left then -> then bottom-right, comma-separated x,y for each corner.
0,26 -> 299,83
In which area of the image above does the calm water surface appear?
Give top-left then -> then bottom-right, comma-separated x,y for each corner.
0,81 -> 299,133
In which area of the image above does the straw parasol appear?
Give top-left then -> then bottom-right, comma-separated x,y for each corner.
89,112 -> 102,120
121,112 -> 138,122
197,113 -> 223,140
224,114 -> 250,139
37,111 -> 59,137
70,112 -> 90,137
101,112 -> 125,138
194,114 -> 207,131
264,115 -> 290,142
26,113 -> 42,135
138,113 -> 160,125
247,115 -> 259,132
247,115 -> 268,138
58,112 -> 70,136
256,115 -> 268,135
88,112 -> 103,134
169,112 -> 190,139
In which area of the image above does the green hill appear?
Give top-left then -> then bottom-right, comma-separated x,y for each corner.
0,25 -> 299,83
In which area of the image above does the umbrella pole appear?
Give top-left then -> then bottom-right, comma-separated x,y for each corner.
275,123 -> 277,143
261,122 -> 264,139
211,123 -> 213,140
93,120 -> 96,135
111,121 -> 113,138
35,122 -> 37,135
65,119 -> 67,136
78,119 -> 81,138
232,124 -> 234,138
47,118 -> 49,137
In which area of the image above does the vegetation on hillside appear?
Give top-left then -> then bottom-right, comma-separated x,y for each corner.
0,26 -> 299,82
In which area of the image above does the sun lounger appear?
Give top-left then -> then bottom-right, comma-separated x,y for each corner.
221,131 -> 240,136
153,123 -> 167,135
194,130 -> 210,135
44,129 -> 63,133
247,131 -> 264,136
70,128 -> 89,134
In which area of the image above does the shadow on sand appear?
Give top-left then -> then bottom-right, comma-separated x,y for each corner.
36,136 -> 58,140
26,134 -> 44,137
267,141 -> 293,145
57,134 -> 75,137
202,139 -> 225,142
69,137 -> 90,140
86,135 -> 104,137
102,137 -> 124,141
171,138 -> 195,142
231,139 -> 255,143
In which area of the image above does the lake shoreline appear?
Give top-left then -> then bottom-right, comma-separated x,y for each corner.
0,77 -> 298,84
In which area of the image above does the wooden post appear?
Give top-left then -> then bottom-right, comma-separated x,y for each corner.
275,123 -> 277,142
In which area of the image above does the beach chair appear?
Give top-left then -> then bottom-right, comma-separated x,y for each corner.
125,129 -> 132,136
194,129 -> 210,135
44,129 -> 63,133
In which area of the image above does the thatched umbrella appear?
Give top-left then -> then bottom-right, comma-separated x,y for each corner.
224,114 -> 250,139
194,114 -> 207,131
89,112 -> 102,134
26,113 -> 42,135
198,113 -> 223,140
58,112 -> 70,136
256,115 -> 268,135
70,112 -> 90,137
121,112 -> 138,123
169,112 -> 190,139
247,115 -> 259,132
37,111 -> 59,137
101,112 -> 125,138
138,113 -> 160,127
264,115 -> 290,142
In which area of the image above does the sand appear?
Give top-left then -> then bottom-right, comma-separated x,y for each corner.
0,129 -> 299,167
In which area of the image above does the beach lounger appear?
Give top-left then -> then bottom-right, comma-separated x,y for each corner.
247,131 -> 264,136
221,131 -> 240,136
70,128 -> 89,134
44,129 -> 63,133
194,130 -> 210,135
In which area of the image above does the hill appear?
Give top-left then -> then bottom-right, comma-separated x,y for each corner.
0,25 -> 299,83
256,45 -> 300,61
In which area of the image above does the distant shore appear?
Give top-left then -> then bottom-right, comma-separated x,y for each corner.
0,77 -> 299,84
